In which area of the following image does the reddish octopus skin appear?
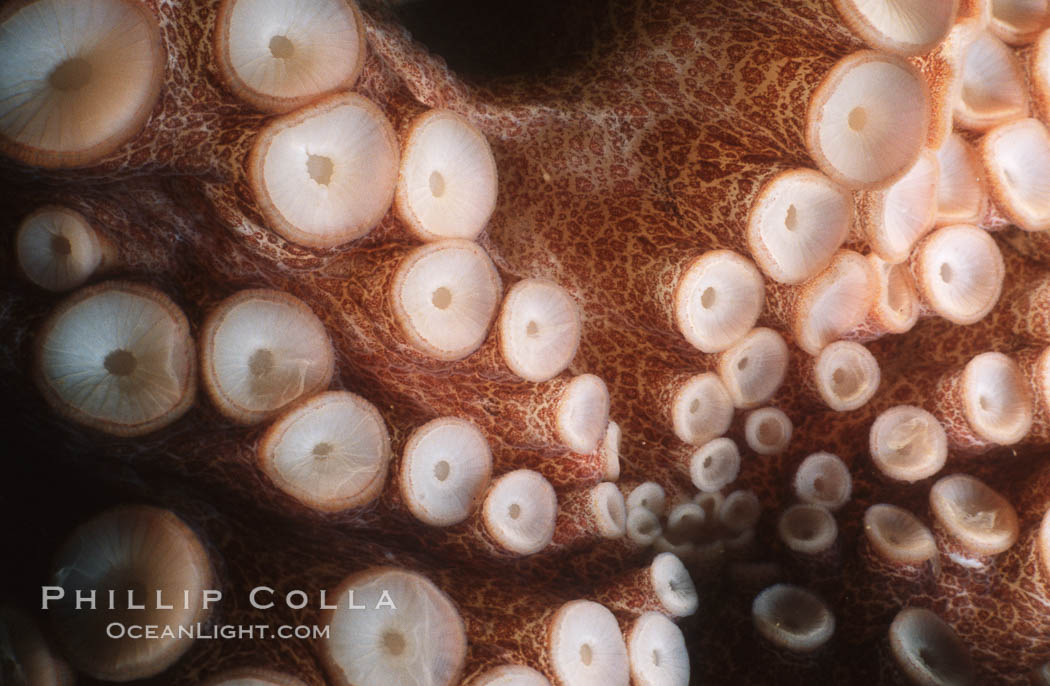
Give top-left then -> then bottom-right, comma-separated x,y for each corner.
8,0 -> 1050,684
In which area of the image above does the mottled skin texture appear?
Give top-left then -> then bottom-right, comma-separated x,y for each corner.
838,535 -> 941,645
826,352 -> 1027,455
773,342 -> 860,413
8,0 -> 1050,684
927,361 -> 1011,453
841,267 -> 918,342
1017,347 -> 1050,444
1004,226 -> 1050,265
504,444 -> 613,491
1025,36 -> 1050,133
912,20 -> 976,149
572,326 -> 708,498
0,0 -> 262,183
762,250 -> 878,355
549,485 -> 615,551
561,533 -> 656,588
459,645 -> 545,686
898,240 -> 1050,366
968,521 -> 1050,677
638,367 -> 723,445
590,562 -> 675,618
428,576 -> 570,682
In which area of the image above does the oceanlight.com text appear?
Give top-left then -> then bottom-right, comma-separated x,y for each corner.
105,623 -> 330,640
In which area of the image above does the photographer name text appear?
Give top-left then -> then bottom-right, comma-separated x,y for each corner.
41,586 -> 396,611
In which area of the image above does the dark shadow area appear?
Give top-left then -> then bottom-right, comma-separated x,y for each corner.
393,0 -> 613,81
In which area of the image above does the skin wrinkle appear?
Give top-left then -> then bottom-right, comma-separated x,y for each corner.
4,0 -> 1050,684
